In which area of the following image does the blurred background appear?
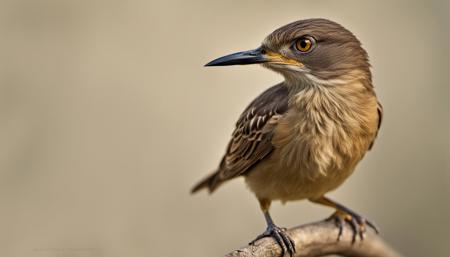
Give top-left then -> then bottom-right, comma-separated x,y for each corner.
0,0 -> 449,256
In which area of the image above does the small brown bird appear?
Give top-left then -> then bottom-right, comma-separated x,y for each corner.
192,18 -> 382,256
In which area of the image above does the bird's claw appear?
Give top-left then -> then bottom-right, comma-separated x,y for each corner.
327,210 -> 379,243
250,224 -> 296,257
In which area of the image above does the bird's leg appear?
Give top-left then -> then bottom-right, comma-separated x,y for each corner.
310,196 -> 379,243
250,199 -> 296,257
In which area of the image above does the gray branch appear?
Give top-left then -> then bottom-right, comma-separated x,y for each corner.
223,220 -> 402,257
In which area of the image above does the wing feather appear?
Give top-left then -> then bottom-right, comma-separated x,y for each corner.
191,83 -> 289,193
369,101 -> 383,150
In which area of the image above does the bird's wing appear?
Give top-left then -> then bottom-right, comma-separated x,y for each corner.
221,83 -> 289,178
369,101 -> 383,150
191,83 -> 289,193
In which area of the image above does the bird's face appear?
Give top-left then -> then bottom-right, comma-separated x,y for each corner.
206,19 -> 371,85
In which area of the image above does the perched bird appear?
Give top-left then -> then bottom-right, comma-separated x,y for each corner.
192,18 -> 382,256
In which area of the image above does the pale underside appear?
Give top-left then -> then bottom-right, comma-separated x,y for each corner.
244,79 -> 380,202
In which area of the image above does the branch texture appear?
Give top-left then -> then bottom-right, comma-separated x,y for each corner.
223,220 -> 402,257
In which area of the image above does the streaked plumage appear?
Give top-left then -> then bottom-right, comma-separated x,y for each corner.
192,83 -> 289,192
192,18 -> 383,256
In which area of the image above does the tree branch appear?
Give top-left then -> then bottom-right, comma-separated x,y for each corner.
223,220 -> 402,257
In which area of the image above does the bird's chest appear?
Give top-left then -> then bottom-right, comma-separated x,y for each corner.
270,109 -> 360,192
245,87 -> 378,201
275,86 -> 378,172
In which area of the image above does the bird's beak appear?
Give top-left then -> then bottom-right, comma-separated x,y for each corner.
205,47 -> 268,66
205,47 -> 302,67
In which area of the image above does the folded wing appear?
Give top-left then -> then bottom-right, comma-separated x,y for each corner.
192,83 -> 290,193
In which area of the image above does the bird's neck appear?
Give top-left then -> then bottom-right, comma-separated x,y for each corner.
285,71 -> 375,119
284,70 -> 372,96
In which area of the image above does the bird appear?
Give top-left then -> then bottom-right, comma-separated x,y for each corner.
191,18 -> 382,257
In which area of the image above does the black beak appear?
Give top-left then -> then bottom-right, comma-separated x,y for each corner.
205,47 -> 268,66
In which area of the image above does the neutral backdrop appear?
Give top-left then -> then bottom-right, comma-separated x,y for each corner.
0,0 -> 449,257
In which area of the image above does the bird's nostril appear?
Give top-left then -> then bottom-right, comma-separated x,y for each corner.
260,49 -> 267,54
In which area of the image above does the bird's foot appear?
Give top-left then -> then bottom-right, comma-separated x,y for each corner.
327,210 -> 379,243
249,224 -> 296,257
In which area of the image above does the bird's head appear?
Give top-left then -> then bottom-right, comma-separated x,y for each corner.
205,18 -> 371,87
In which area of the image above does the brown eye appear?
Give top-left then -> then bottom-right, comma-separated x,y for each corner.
295,36 -> 315,52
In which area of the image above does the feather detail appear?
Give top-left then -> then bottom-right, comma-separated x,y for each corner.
191,83 -> 289,193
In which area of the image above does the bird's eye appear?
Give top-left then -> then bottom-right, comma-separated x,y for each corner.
295,36 -> 315,53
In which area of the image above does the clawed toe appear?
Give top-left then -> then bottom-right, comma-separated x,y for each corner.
328,210 -> 379,243
250,224 -> 296,257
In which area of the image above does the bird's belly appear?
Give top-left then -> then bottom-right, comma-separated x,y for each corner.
244,119 -> 368,202
244,153 -> 357,202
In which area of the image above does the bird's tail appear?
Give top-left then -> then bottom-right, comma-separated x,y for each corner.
191,171 -> 222,194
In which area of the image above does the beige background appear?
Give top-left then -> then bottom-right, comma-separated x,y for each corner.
0,0 -> 449,257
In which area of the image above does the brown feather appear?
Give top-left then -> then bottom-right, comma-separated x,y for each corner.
191,83 -> 289,193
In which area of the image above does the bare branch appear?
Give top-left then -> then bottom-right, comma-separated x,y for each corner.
223,220 -> 402,257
